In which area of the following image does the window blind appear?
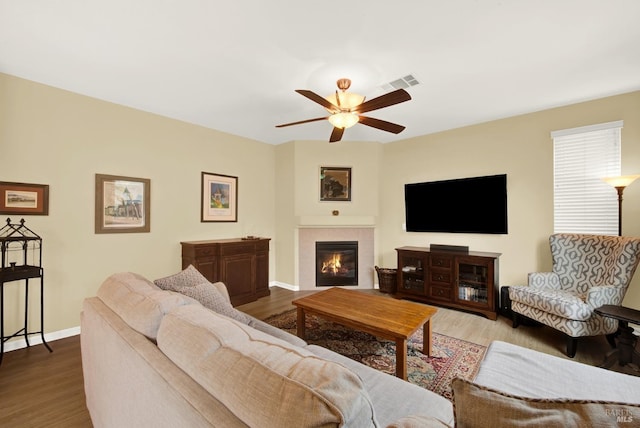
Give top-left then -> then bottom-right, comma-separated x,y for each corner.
552,121 -> 622,235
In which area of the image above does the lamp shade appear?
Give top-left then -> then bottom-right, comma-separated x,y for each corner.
602,175 -> 640,188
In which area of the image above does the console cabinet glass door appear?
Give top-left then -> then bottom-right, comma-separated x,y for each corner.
455,257 -> 493,308
397,251 -> 428,296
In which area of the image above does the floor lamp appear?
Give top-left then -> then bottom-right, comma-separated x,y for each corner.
602,174 -> 640,236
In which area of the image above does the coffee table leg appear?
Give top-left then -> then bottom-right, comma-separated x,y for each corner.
296,307 -> 306,339
396,338 -> 407,380
423,320 -> 432,356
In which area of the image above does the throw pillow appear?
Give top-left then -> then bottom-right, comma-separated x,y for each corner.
154,265 -> 208,291
154,266 -> 250,324
451,378 -> 640,428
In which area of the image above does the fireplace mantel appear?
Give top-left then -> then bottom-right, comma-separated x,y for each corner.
297,216 -> 376,228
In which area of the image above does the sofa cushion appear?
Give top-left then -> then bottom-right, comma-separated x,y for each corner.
386,415 -> 451,428
154,266 -> 250,324
246,317 -> 308,348
473,340 -> 640,404
307,344 -> 454,427
177,281 -> 251,324
451,378 -> 640,428
96,272 -> 197,340
157,305 -> 378,428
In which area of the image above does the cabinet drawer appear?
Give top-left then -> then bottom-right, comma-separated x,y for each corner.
430,271 -> 451,284
255,240 -> 269,251
429,285 -> 452,301
219,240 -> 269,256
430,255 -> 452,269
220,243 -> 255,256
195,246 -> 216,257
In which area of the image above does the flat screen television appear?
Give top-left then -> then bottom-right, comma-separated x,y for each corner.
404,174 -> 508,234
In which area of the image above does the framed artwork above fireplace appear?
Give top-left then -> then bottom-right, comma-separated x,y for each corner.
320,166 -> 351,202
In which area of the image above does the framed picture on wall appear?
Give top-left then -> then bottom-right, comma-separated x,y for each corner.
320,166 -> 351,201
0,181 -> 49,216
95,174 -> 150,233
201,171 -> 238,222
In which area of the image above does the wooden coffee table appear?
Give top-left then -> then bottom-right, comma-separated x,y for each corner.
292,287 -> 438,380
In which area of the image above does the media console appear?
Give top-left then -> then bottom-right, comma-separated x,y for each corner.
395,246 -> 500,320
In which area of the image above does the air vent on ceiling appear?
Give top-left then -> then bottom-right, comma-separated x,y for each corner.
379,74 -> 420,92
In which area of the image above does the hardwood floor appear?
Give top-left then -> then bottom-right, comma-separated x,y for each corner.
0,335 -> 91,427
0,286 -> 637,427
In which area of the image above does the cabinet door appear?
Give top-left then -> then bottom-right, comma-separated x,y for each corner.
220,254 -> 255,305
255,250 -> 269,296
182,244 -> 218,282
455,257 -> 493,309
397,251 -> 427,296
194,259 -> 217,282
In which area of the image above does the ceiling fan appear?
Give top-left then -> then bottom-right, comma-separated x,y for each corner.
276,78 -> 412,143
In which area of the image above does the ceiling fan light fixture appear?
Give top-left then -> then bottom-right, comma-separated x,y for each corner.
325,92 -> 365,111
328,112 -> 359,129
276,78 -> 411,142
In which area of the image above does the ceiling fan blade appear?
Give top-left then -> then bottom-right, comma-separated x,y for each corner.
276,116 -> 328,128
359,116 -> 406,134
353,89 -> 411,114
295,90 -> 339,112
329,127 -> 344,143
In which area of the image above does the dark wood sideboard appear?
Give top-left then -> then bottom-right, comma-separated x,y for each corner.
181,238 -> 270,306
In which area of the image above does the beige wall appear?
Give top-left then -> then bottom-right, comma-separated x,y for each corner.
2,72 -> 639,343
379,91 -> 640,307
273,140 -> 383,288
0,73 -> 276,337
274,142 -> 296,285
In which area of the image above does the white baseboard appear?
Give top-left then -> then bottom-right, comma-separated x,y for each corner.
270,281 -> 299,291
3,326 -> 80,353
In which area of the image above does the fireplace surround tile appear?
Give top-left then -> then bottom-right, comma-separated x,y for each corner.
298,227 -> 374,291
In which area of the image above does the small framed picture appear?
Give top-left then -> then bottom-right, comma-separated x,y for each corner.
95,174 -> 150,234
320,167 -> 351,201
201,172 -> 238,222
0,181 -> 49,216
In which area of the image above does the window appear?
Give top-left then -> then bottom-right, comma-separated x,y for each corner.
552,121 -> 622,235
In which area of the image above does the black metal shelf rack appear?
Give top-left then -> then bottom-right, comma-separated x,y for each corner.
0,218 -> 52,365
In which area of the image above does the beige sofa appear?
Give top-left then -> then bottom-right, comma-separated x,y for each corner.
81,271 -> 454,427
81,271 -> 640,427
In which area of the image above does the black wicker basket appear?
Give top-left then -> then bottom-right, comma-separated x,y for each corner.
375,266 -> 397,294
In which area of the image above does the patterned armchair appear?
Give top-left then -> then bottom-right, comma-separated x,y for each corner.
509,233 -> 640,358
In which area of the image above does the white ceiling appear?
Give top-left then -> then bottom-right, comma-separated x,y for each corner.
2,1 -> 639,145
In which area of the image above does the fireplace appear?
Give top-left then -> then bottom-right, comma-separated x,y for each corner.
315,241 -> 358,287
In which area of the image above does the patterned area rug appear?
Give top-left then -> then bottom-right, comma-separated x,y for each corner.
264,309 -> 486,400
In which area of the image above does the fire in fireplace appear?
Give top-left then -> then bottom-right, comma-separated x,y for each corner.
315,241 -> 358,286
